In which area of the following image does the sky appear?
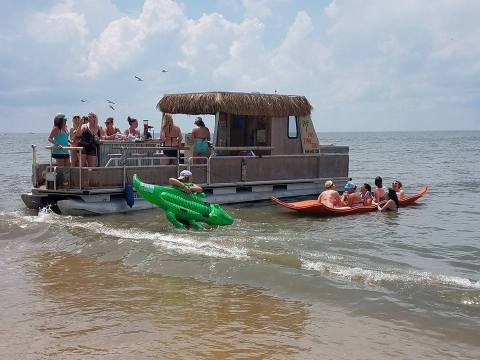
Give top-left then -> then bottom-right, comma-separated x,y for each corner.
1,0 -> 480,133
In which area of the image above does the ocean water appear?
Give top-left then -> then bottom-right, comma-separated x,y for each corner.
0,131 -> 479,359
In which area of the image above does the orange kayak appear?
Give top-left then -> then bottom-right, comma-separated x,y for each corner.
272,187 -> 428,216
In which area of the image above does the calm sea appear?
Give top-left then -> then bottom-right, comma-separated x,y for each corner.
0,131 -> 479,359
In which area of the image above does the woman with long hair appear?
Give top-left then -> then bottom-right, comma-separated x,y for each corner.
160,114 -> 183,165
69,114 -> 82,166
48,113 -> 70,167
191,116 -> 211,164
377,188 -> 399,212
124,116 -> 141,138
79,112 -> 101,167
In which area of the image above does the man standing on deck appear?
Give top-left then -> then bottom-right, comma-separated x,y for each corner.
318,180 -> 342,208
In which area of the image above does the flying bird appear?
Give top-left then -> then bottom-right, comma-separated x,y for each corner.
81,99 -> 87,102
107,99 -> 115,104
161,69 -> 168,73
134,76 -> 143,81
109,105 -> 115,111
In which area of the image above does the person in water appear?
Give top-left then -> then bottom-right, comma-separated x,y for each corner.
342,181 -> 363,207
377,188 -> 399,212
360,183 -> 374,205
192,117 -> 211,164
318,180 -> 342,208
48,113 -> 70,166
392,179 -> 406,200
160,114 -> 183,165
374,176 -> 385,203
168,170 -> 203,193
102,117 -> 121,140
69,114 -> 83,167
124,116 -> 141,139
79,112 -> 101,167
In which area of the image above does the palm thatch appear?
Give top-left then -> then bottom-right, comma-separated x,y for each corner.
156,92 -> 312,117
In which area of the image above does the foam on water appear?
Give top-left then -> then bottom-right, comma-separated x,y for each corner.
16,209 -> 250,261
301,258 -> 480,290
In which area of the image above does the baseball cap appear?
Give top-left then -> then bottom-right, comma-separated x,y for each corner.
344,181 -> 356,190
178,170 -> 192,180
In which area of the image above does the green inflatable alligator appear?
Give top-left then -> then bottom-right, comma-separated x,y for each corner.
132,174 -> 234,230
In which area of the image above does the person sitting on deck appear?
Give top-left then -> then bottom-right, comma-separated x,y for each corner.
360,183 -> 374,205
391,179 -> 406,200
168,170 -> 203,194
341,181 -> 363,207
318,180 -> 342,208
102,117 -> 121,140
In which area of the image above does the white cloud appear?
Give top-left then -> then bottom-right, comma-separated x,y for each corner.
242,0 -> 272,19
3,0 -> 480,132
84,0 -> 185,77
179,13 -> 264,78
29,8 -> 88,44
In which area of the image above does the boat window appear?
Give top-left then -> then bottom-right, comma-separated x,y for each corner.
288,116 -> 298,139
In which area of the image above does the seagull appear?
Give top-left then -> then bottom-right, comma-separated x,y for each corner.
134,76 -> 143,81
107,99 -> 115,104
161,69 -> 168,73
109,105 -> 115,111
81,99 -> 87,102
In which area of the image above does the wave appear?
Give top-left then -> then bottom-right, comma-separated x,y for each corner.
18,209 -> 249,261
301,258 -> 480,290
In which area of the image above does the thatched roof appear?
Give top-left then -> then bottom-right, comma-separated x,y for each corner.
156,92 -> 312,117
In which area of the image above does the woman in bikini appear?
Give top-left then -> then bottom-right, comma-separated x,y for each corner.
392,179 -> 406,200
69,114 -> 82,166
160,114 -> 183,165
377,188 -> 399,212
79,112 -> 101,167
48,113 -> 70,167
124,116 -> 141,139
191,117 -> 211,164
102,117 -> 121,140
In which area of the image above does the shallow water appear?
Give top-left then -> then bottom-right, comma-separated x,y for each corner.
0,131 -> 479,359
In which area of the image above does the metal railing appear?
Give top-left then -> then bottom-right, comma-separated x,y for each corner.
44,145 -> 84,191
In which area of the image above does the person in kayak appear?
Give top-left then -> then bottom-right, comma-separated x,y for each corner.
392,179 -> 406,200
374,176 -> 386,203
360,183 -> 374,205
377,188 -> 399,212
168,170 -> 203,194
341,181 -> 363,207
318,180 -> 343,208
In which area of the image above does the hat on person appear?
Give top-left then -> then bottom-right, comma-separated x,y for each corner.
344,181 -> 356,190
55,113 -> 67,121
178,170 -> 192,180
324,180 -> 334,189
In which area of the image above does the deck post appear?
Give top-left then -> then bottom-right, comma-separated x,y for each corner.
31,145 -> 37,187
